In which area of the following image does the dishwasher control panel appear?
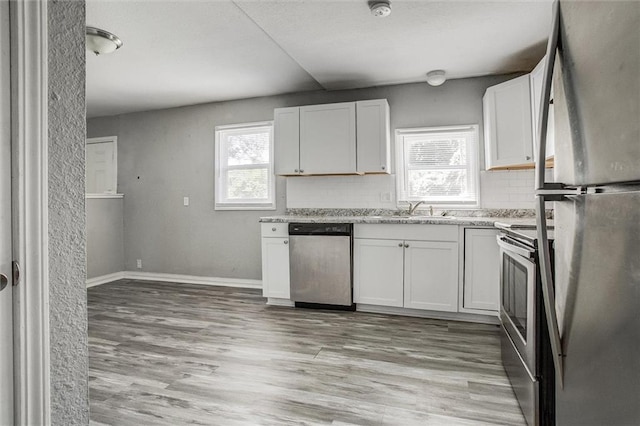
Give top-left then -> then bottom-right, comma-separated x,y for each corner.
288,223 -> 352,236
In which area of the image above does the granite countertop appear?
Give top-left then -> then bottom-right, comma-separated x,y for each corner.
260,215 -> 545,228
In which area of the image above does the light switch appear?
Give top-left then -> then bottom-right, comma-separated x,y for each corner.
183,196 -> 189,206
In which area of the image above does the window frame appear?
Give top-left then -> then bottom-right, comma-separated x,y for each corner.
395,125 -> 480,209
214,121 -> 276,211
86,136 -> 118,196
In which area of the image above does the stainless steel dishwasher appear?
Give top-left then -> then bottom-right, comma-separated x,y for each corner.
288,223 -> 353,308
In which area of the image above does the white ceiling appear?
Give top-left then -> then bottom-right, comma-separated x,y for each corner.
86,0 -> 553,118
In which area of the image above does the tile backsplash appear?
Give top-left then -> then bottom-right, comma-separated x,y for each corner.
287,174 -> 397,209
286,169 -> 553,210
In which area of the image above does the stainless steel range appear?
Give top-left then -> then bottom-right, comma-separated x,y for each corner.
496,225 -> 555,426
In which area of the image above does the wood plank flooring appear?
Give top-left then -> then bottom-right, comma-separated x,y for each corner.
88,280 -> 525,425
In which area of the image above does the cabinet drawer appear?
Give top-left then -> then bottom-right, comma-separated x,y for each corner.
354,224 -> 458,242
261,223 -> 289,237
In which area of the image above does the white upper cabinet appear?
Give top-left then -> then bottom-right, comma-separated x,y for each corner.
274,107 -> 300,175
356,99 -> 390,174
483,74 -> 534,169
529,56 -> 555,162
300,102 -> 357,174
273,99 -> 390,176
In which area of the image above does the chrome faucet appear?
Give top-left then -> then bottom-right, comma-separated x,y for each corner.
408,201 -> 425,215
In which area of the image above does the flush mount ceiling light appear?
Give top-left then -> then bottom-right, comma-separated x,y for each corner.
370,1 -> 391,18
86,26 -> 123,56
426,70 -> 447,86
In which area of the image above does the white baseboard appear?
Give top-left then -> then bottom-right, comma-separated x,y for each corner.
86,271 -> 126,288
356,304 -> 500,325
86,271 -> 262,290
266,298 -> 295,307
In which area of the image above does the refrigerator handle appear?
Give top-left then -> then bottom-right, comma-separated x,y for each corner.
536,195 -> 564,388
535,0 -> 560,191
535,1 -> 565,387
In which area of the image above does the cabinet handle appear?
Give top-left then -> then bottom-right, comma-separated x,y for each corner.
404,243 -> 409,248
272,227 -> 277,232
299,169 -> 304,173
294,169 -> 299,173
381,165 -> 386,170
526,156 -> 532,161
398,243 -> 403,247
284,240 -> 288,245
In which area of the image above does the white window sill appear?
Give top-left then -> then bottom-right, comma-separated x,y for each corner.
85,193 -> 124,199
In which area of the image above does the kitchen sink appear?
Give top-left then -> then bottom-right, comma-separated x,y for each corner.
395,215 -> 457,220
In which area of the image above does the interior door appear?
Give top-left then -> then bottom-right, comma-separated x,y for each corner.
86,137 -> 116,194
0,0 -> 14,422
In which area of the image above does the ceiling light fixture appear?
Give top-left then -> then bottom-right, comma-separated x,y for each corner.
426,70 -> 446,86
86,26 -> 123,56
370,1 -> 391,18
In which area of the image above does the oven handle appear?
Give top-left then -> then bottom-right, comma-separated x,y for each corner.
496,235 -> 535,259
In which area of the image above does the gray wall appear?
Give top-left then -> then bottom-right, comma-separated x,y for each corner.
87,198 -> 124,279
87,75 -> 512,280
48,0 -> 89,424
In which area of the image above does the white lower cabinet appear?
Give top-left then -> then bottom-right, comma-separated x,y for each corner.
353,239 -> 404,307
261,224 -> 290,299
404,241 -> 459,312
354,226 -> 459,313
462,228 -> 500,312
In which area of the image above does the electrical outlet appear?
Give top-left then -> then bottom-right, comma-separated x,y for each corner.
136,259 -> 142,269
380,192 -> 392,202
183,196 -> 189,206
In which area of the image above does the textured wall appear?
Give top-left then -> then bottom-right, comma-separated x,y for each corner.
48,0 -> 89,424
87,75 -> 515,281
86,198 -> 124,278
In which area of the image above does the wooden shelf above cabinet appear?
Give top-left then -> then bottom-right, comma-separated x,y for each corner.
486,156 -> 554,171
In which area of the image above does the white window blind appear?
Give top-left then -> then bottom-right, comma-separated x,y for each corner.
396,125 -> 479,206
215,122 -> 275,210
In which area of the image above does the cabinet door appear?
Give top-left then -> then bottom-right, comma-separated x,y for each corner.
261,237 -> 290,299
463,229 -> 500,312
356,99 -> 390,174
274,107 -> 300,175
354,238 -> 404,307
484,74 -> 534,169
404,241 -> 458,312
530,57 -> 555,162
299,102 -> 356,174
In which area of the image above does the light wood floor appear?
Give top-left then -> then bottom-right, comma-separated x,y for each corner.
88,280 -> 526,425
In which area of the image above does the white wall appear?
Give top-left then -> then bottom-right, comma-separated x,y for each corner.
48,0 -> 89,423
86,198 -> 124,278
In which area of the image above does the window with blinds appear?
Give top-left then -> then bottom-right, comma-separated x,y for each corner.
215,122 -> 275,210
396,125 -> 479,206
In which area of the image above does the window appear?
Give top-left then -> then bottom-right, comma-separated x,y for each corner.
396,125 -> 479,207
215,122 -> 275,210
86,136 -> 117,195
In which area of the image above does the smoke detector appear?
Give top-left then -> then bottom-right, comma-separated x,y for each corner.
370,1 -> 391,18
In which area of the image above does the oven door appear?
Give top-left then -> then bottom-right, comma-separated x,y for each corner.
497,234 -> 537,377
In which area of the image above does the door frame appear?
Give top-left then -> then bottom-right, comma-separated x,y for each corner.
11,0 -> 51,424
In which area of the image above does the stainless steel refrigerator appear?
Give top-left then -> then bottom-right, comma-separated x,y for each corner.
534,1 -> 640,424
